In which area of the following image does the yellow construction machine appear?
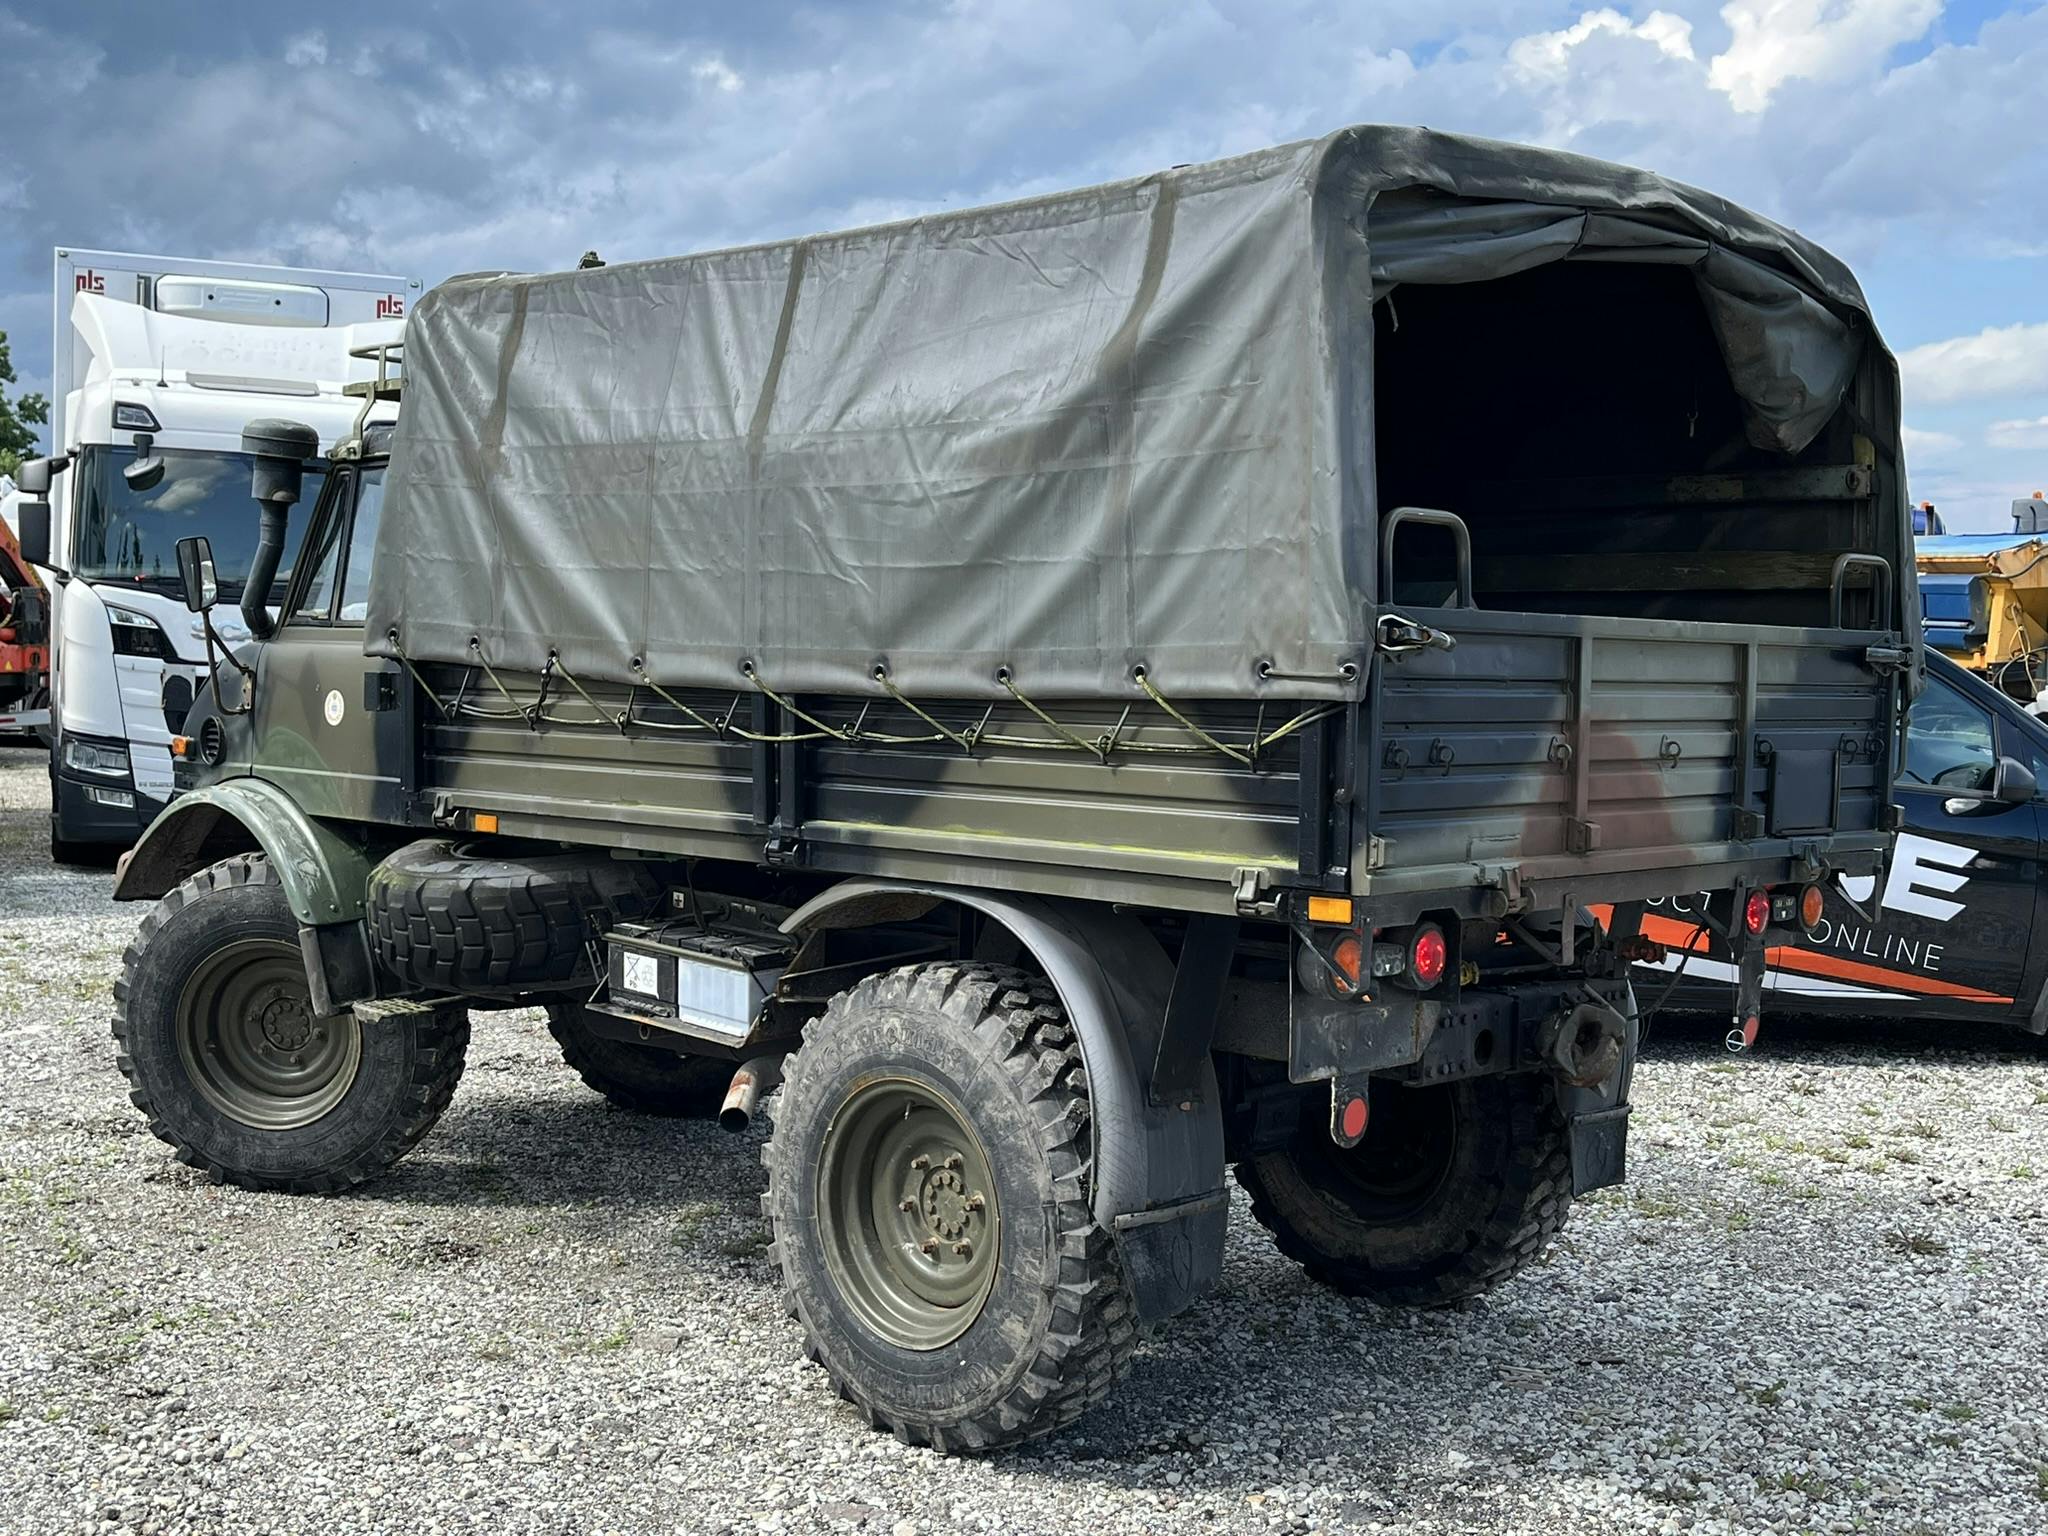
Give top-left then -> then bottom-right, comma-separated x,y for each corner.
1918,492 -> 2048,702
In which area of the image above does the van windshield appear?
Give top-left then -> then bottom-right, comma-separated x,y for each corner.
72,444 -> 324,601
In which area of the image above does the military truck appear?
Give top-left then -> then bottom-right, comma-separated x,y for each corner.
98,127 -> 1913,1451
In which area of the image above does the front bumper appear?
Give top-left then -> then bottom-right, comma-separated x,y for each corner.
53,737 -> 164,849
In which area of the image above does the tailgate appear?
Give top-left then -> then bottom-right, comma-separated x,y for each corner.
1367,607 -> 1895,897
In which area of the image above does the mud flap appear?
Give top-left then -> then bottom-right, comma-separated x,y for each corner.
1567,1106 -> 1631,1195
1111,1190 -> 1230,1321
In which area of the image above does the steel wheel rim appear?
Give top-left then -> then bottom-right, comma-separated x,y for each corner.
816,1075 -> 1001,1350
174,939 -> 360,1131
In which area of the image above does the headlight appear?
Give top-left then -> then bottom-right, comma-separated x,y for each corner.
62,738 -> 131,778
106,604 -> 175,660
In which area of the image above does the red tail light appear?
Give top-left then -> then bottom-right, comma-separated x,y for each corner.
1410,925 -> 1447,986
1743,890 -> 1770,936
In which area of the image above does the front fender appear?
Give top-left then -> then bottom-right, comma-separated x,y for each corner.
113,779 -> 374,927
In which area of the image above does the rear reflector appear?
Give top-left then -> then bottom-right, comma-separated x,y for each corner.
1306,894 -> 1354,926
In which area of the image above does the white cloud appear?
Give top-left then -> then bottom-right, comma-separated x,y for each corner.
1509,9 -> 1695,84
283,31 -> 328,69
1902,425 -> 1963,458
1355,47 -> 1418,96
1708,0 -> 1940,113
1987,415 -> 2048,451
1899,320 -> 2048,407
692,57 -> 742,94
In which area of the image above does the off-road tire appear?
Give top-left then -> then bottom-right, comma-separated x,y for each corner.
366,838 -> 660,993
765,962 -> 1137,1452
114,853 -> 469,1193
1236,1072 -> 1572,1307
544,1003 -> 733,1116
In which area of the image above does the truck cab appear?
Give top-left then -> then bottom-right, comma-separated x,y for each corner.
17,252 -> 415,858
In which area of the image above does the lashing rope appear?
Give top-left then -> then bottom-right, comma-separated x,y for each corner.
394,635 -> 1345,766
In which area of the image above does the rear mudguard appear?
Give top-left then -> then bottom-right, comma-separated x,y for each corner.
784,879 -> 1228,1325
114,778 -> 375,926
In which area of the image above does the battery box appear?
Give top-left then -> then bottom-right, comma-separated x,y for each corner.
602,920 -> 791,1044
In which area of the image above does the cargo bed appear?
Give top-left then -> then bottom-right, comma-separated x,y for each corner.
386,598 -> 1894,921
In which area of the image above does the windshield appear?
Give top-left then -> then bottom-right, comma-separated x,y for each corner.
72,444 -> 325,601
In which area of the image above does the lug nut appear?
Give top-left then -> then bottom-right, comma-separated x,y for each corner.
952,1241 -> 972,1257
941,1153 -> 962,1171
909,1154 -> 930,1170
965,1194 -> 986,1211
898,1199 -> 916,1213
919,1239 -> 939,1255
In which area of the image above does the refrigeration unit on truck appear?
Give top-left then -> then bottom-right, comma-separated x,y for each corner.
109,128 -> 1914,1452
11,250 -> 417,859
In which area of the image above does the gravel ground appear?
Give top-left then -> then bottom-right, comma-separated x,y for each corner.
2,743 -> 2046,1535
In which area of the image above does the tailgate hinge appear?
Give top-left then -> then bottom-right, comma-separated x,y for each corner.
1231,866 -> 1279,917
1862,643 -> 1911,675
1478,863 -> 1526,917
1566,817 -> 1602,855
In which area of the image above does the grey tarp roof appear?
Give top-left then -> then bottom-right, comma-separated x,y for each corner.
365,124 -> 1902,702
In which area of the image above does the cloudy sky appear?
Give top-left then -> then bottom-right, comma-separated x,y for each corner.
4,0 -> 2043,527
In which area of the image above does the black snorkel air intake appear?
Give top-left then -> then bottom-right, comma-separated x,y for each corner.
240,419 -> 320,640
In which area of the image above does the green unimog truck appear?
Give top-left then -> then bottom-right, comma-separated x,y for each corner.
93,126 -> 1914,1451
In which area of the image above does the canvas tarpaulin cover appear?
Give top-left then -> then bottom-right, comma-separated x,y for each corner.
365,124 -> 1902,702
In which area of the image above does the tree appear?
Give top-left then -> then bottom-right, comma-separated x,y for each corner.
0,329 -> 49,481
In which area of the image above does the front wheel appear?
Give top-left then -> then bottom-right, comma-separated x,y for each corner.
114,854 -> 469,1193
765,962 -> 1136,1451
1236,1073 -> 1573,1306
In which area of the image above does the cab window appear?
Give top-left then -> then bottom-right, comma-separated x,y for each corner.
284,466 -> 383,627
285,489 -> 345,625
335,469 -> 385,625
1901,674 -> 1996,793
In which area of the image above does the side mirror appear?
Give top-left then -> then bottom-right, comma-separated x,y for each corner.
14,453 -> 68,497
1994,755 -> 2037,805
16,501 -> 51,568
175,536 -> 218,613
123,433 -> 166,493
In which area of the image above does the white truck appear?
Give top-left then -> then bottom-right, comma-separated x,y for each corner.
11,250 -> 418,859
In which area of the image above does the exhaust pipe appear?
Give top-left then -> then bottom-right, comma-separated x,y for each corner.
239,419 -> 321,639
719,1056 -> 783,1134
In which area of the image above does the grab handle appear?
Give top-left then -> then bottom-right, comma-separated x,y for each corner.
1829,553 -> 1893,629
1380,506 -> 1475,610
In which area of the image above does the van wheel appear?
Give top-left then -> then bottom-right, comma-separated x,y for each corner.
765,963 -> 1136,1451
114,854 -> 469,1194
544,1003 -> 733,1116
1235,1073 -> 1572,1306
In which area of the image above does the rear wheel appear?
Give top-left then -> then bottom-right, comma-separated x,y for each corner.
1236,1073 -> 1572,1306
115,854 -> 469,1193
544,1003 -> 733,1116
765,962 -> 1136,1451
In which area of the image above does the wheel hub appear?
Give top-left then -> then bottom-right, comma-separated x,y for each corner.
919,1165 -> 974,1242
257,993 -> 315,1053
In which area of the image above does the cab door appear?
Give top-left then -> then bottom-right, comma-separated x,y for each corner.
248,466 -> 408,823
